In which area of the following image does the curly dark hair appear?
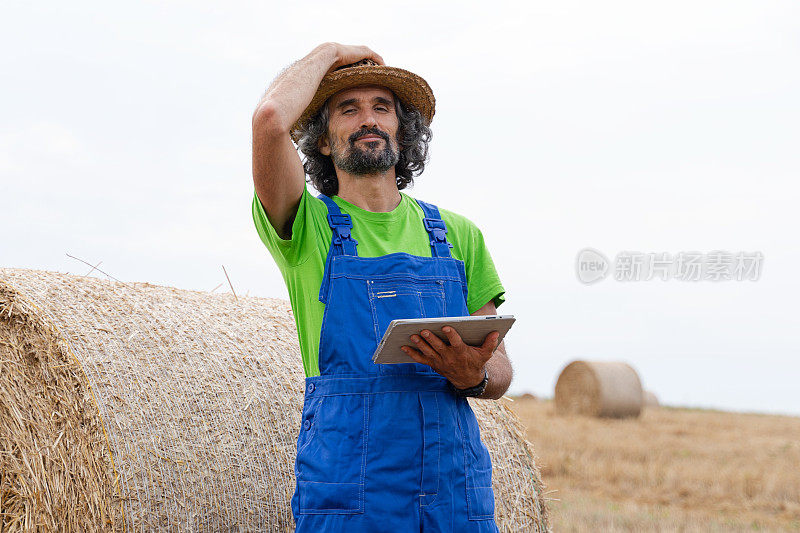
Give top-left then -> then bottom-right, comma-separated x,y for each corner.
295,94 -> 432,197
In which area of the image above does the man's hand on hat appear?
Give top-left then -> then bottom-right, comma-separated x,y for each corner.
320,42 -> 385,70
400,327 -> 500,389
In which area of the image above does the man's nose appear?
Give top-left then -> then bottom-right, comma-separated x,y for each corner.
360,110 -> 379,129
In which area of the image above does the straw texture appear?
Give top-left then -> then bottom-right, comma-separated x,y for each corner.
554,360 -> 644,418
0,268 -> 549,532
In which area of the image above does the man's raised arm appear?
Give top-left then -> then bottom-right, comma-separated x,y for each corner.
251,43 -> 384,239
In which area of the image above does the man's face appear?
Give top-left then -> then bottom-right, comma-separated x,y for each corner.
319,86 -> 400,175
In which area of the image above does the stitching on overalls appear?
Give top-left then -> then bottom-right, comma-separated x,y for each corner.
360,394 -> 369,513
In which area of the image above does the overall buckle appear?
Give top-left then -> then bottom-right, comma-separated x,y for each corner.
423,217 -> 450,245
327,213 -> 352,228
328,213 -> 354,243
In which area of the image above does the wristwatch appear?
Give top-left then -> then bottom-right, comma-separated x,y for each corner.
449,370 -> 489,398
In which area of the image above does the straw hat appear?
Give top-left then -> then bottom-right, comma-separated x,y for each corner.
290,59 -> 435,142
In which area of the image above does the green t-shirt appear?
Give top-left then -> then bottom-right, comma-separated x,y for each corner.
251,187 -> 506,377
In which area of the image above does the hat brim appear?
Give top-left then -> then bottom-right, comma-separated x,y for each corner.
290,65 -> 435,142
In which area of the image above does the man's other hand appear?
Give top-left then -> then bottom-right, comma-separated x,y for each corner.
400,327 -> 499,389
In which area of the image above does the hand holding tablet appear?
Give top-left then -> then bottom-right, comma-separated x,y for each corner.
372,315 -> 515,365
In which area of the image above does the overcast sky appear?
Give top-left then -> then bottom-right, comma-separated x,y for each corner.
2,1 -> 799,415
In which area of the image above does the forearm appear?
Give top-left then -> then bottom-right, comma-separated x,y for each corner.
477,341 -> 512,400
253,43 -> 338,133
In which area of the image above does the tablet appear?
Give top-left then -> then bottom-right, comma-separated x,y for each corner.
372,315 -> 516,364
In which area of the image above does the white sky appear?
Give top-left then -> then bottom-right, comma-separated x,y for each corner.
2,1 -> 799,415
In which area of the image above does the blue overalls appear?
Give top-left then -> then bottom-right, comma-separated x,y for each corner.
290,194 -> 499,533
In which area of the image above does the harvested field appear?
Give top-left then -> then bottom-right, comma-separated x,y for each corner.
509,397 -> 800,532
0,268 -> 549,532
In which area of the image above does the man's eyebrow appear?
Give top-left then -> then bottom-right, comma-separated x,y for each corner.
335,98 -> 359,110
334,96 -> 394,110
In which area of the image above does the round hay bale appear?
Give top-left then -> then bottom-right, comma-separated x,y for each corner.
554,360 -> 643,418
0,268 -> 550,532
644,390 -> 660,407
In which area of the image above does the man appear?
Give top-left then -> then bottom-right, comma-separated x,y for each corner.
251,43 -> 512,532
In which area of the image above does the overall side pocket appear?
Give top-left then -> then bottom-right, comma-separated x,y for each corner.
456,398 -> 496,520
296,394 -> 369,515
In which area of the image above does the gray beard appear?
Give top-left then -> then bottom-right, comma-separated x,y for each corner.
331,140 -> 400,175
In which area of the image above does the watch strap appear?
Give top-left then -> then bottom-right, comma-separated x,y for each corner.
449,369 -> 489,398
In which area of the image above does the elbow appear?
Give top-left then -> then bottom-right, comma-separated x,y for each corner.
253,100 -> 291,138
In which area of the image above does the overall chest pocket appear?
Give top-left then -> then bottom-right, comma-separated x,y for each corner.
296,394 -> 368,514
368,278 -> 447,344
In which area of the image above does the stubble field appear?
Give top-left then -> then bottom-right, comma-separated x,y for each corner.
507,398 -> 800,532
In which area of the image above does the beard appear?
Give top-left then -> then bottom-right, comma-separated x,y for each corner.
330,127 -> 400,175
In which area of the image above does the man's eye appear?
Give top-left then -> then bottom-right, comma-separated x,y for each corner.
343,109 -> 356,115
375,106 -> 388,112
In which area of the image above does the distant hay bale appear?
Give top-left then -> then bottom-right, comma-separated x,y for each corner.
518,393 -> 538,401
0,268 -> 550,532
644,390 -> 660,407
554,360 -> 643,418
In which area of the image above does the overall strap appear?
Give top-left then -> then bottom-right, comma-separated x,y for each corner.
415,199 -> 453,258
318,194 -> 359,257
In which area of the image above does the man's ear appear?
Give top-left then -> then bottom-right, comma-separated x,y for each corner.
318,134 -> 331,156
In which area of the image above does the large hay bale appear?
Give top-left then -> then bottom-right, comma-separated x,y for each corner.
554,360 -> 643,418
0,268 -> 550,532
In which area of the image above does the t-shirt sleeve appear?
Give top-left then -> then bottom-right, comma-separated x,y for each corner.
443,211 -> 506,314
251,187 -> 315,268
464,223 -> 506,313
